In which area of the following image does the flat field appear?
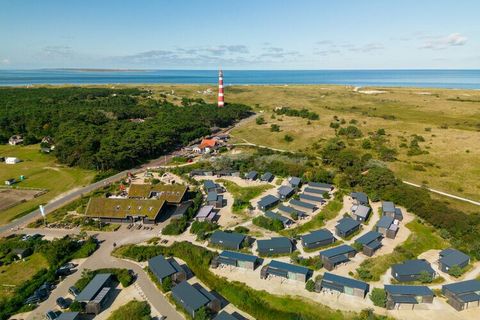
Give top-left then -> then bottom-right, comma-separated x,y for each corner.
135,84 -> 480,212
0,144 -> 95,225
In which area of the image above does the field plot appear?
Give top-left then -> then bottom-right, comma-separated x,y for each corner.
0,144 -> 95,225
0,188 -> 43,211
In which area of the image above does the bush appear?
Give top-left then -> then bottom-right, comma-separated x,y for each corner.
338,125 -> 363,138
448,265 -> 463,278
270,124 -> 280,132
162,217 -> 188,235
107,300 -> 151,320
234,226 -> 250,234
369,288 -> 387,308
284,134 -> 294,142
252,216 -> 284,232
330,122 -> 340,129
69,300 -> 84,312
305,279 -> 315,292
161,277 -> 173,292
256,116 -> 266,125
361,139 -> 372,149
418,270 -> 433,283
274,107 -> 319,120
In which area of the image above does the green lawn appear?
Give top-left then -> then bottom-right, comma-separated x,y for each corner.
107,300 -> 152,320
217,179 -> 273,212
0,253 -> 49,298
0,144 -> 95,225
356,219 -> 449,281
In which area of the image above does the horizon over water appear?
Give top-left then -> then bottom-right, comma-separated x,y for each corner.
1,69 -> 480,89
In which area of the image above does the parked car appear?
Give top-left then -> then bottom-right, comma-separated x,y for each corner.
24,295 -> 39,305
45,310 -> 58,320
62,262 -> 77,269
68,286 -> 79,297
56,297 -> 70,309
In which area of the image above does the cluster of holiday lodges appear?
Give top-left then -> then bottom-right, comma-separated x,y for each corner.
84,183 -> 190,224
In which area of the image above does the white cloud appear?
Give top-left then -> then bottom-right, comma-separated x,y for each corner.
420,33 -> 467,50
1,58 -> 10,65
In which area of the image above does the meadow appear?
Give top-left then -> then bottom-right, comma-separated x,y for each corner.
140,84 -> 480,212
0,144 -> 95,225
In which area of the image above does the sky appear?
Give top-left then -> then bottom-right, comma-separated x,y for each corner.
0,0 -> 479,69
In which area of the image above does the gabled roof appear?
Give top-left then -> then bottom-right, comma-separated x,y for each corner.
148,255 -> 183,280
199,139 -> 217,149
304,187 -> 326,195
335,217 -> 360,233
290,199 -> 316,210
219,250 -> 259,263
268,260 -> 310,275
350,192 -> 369,204
299,193 -> 325,203
322,272 -> 369,291
258,195 -> 279,207
203,180 -> 217,190
439,248 -> 470,268
307,182 -> 333,190
382,201 -> 395,213
257,237 -> 292,251
442,279 -> 480,294
384,285 -> 433,296
355,231 -> 382,246
265,211 -> 291,224
278,185 -> 295,197
320,244 -> 356,258
301,229 -> 334,245
210,231 -> 245,247
196,205 -> 215,219
377,216 -> 394,229
76,273 -> 111,302
171,281 -> 211,312
354,205 -> 371,218
392,259 -> 435,276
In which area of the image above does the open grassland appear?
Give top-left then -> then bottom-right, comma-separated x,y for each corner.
0,144 -> 95,225
131,84 -> 480,211
217,179 -> 273,212
356,219 -> 449,281
0,253 -> 49,298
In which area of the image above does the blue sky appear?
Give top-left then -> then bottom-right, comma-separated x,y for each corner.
0,0 -> 479,69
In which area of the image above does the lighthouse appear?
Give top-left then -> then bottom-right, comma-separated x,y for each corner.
218,68 -> 224,107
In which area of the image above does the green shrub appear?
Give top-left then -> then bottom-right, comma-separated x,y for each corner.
284,134 -> 294,142
162,217 -> 188,235
107,300 -> 151,320
256,116 -> 266,125
270,124 -> 281,132
252,216 -> 284,232
305,279 -> 315,292
369,288 -> 387,308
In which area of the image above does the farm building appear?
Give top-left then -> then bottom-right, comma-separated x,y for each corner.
260,172 -> 274,182
316,272 -> 369,298
257,195 -> 280,211
75,273 -> 113,303
298,193 -> 325,205
207,191 -> 224,208
351,204 -> 371,222
376,216 -> 399,239
391,259 -> 436,282
442,279 -> 480,311
277,185 -> 295,200
257,237 -> 293,255
148,255 -> 186,285
195,205 -> 217,222
84,198 -> 166,224
301,229 -> 335,250
335,217 -> 361,238
260,260 -> 310,282
128,184 -> 188,203
354,231 -> 383,256
212,250 -> 260,270
171,281 -> 220,318
289,199 -> 316,212
289,177 -> 302,189
350,192 -> 369,206
245,171 -> 258,181
307,182 -> 333,192
384,285 -> 434,310
303,187 -> 326,197
382,201 -> 403,221
265,211 -> 293,227
210,231 -> 246,250
319,244 -> 357,271
438,248 -> 470,273
277,204 -> 308,219
5,157 -> 21,164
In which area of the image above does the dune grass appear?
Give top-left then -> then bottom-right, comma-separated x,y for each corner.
217,179 -> 273,212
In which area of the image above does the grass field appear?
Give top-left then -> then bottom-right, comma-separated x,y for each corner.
0,253 -> 49,298
131,84 -> 480,212
0,144 -> 95,225
217,179 -> 273,212
356,219 -> 449,281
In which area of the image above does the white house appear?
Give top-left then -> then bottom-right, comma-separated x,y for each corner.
5,157 -> 21,164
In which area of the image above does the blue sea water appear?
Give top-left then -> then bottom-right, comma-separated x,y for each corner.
0,69 -> 480,89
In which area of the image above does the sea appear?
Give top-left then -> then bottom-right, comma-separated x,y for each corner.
1,69 -> 480,89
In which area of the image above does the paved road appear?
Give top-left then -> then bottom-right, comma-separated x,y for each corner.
26,226 -> 183,320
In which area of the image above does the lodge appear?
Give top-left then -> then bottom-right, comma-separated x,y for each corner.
204,180 -> 222,193
277,185 -> 295,200
316,272 -> 369,298
442,279 -> 480,311
289,199 -> 317,212
289,177 -> 302,189
260,172 -> 274,182
257,237 -> 293,255
75,273 -> 113,304
195,205 -> 217,222
148,255 -> 186,285
391,259 -> 436,282
376,216 -> 399,239
384,285 -> 434,310
245,171 -> 258,181
350,192 -> 369,206
354,231 -> 383,256
265,211 -> 293,228
257,195 -> 280,211
207,191 -> 224,208
438,248 -> 470,273
382,201 -> 403,221
307,182 -> 333,192
319,244 -> 357,271
301,229 -> 335,250
171,281 -> 221,318
335,217 -> 361,238
211,250 -> 260,270
298,193 -> 325,205
210,231 -> 246,250
303,187 -> 326,197
260,260 -> 310,282
351,204 -> 371,222
277,204 -> 308,219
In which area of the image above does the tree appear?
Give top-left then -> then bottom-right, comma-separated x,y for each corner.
369,288 -> 386,307
305,279 -> 315,292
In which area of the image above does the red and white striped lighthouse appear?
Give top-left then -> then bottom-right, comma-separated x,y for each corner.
218,68 -> 224,107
